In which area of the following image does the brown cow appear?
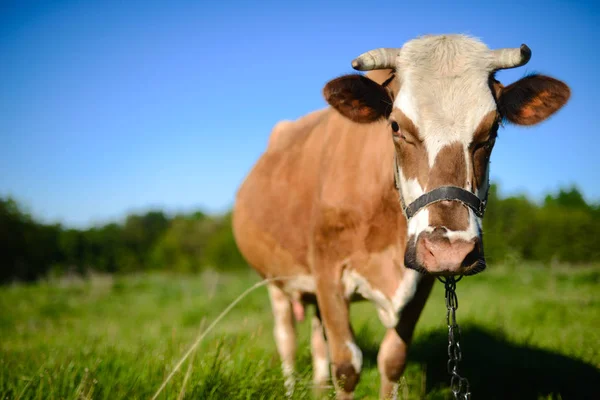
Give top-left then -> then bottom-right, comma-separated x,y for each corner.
232,34 -> 570,399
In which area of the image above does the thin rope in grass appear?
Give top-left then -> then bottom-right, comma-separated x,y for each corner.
151,275 -> 297,400
15,362 -> 48,400
176,318 -> 206,400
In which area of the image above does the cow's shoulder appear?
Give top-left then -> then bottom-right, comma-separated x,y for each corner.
266,108 -> 330,154
310,110 -> 402,258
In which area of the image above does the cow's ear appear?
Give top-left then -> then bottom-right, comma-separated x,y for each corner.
323,74 -> 393,123
498,74 -> 570,126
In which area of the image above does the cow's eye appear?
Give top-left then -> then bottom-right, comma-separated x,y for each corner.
391,121 -> 416,145
474,137 -> 495,152
483,137 -> 496,151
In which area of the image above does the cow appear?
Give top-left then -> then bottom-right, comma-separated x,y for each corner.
232,34 -> 570,399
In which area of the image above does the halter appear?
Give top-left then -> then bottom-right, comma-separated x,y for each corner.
393,153 -> 488,220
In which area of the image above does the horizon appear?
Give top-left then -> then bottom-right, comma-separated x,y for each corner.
2,0 -> 598,228
3,181 -> 594,230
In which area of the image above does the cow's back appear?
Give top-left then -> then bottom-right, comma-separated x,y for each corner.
232,108 -> 330,278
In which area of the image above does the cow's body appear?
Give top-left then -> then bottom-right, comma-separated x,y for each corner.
234,71 -> 425,325
233,35 -> 569,399
234,70 -> 434,398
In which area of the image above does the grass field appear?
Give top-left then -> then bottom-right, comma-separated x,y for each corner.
1,264 -> 599,400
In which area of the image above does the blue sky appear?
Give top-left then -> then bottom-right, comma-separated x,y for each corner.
1,0 -> 598,227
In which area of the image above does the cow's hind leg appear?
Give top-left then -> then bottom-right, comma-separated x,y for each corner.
378,276 -> 434,399
268,284 -> 297,396
311,306 -> 330,396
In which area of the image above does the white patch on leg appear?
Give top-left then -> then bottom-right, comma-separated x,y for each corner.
274,323 -> 289,344
342,269 -> 396,328
268,285 -> 296,397
282,362 -> 295,397
342,267 -> 422,329
389,382 -> 399,400
345,341 -> 363,373
376,305 -> 398,329
311,317 -> 330,385
392,268 -> 422,312
313,355 -> 330,385
282,274 -> 316,294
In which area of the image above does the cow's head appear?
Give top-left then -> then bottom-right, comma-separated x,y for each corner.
323,35 -> 570,276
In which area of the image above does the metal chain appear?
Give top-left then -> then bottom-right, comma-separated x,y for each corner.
437,276 -> 471,400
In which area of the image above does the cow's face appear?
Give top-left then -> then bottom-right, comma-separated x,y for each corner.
324,35 -> 570,276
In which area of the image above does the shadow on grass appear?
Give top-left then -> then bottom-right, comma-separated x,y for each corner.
359,325 -> 599,399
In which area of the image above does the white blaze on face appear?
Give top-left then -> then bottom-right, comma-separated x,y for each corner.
392,35 -> 496,240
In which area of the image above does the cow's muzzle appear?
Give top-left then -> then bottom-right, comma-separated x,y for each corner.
405,229 -> 486,276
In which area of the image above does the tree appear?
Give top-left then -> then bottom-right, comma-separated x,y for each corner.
149,213 -> 211,272
202,213 -> 246,270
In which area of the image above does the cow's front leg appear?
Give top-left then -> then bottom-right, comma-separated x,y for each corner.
378,275 -> 434,399
315,275 -> 360,400
311,306 -> 330,397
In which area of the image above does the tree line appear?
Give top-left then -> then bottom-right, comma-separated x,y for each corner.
1,184 -> 598,283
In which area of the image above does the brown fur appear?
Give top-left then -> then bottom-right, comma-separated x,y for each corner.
471,110 -> 499,144
498,74 -> 571,125
470,111 -> 499,190
323,74 -> 393,123
364,186 -> 403,253
427,143 -> 469,230
334,363 -> 361,393
392,109 -> 420,139
391,109 -> 429,188
489,76 -> 504,102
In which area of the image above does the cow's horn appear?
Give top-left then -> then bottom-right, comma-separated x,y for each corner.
490,44 -> 532,70
351,48 -> 400,71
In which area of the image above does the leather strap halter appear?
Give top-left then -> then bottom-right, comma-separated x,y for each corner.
393,153 -> 488,220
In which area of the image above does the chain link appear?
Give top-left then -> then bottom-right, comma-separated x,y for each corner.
437,276 -> 471,400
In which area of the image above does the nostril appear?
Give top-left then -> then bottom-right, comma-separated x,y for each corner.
422,237 -> 436,256
461,240 -> 481,266
422,235 -> 445,256
427,247 -> 436,259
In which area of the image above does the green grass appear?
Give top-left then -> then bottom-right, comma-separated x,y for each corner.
1,264 -> 599,400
